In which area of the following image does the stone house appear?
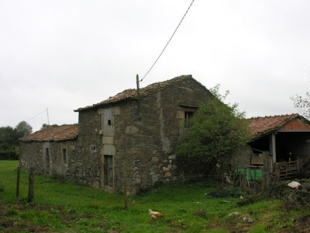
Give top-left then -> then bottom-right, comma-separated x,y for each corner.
19,124 -> 78,176
20,75 -> 213,194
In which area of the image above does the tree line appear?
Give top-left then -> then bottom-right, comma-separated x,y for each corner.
0,121 -> 32,160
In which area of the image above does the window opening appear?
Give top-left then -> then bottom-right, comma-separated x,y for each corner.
45,148 -> 49,163
90,145 -> 97,154
104,155 -> 113,186
45,148 -> 50,171
104,108 -> 112,126
184,111 -> 194,127
62,149 -> 67,163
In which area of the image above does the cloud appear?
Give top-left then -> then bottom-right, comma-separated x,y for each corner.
0,0 -> 309,131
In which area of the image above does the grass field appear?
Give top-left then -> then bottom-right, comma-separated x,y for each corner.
0,160 -> 309,232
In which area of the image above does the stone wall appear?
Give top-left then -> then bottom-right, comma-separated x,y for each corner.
109,77 -> 212,194
230,145 -> 253,170
20,78 -> 213,194
68,77 -> 213,194
19,140 -> 76,176
68,108 -> 102,188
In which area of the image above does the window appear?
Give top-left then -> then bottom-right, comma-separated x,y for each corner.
45,148 -> 50,172
45,148 -> 49,158
104,108 -> 112,126
184,111 -> 194,127
104,155 -> 113,186
62,149 -> 67,164
45,148 -> 50,164
90,145 -> 97,154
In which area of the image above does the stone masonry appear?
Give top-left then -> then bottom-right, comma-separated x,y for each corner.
20,75 -> 213,194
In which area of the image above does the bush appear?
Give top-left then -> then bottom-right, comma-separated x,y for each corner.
0,143 -> 19,160
176,85 -> 251,170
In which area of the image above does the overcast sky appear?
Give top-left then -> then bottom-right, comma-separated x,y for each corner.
1,0 -> 309,132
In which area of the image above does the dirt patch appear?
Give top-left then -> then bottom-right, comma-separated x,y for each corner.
295,215 -> 310,233
166,219 -> 187,232
0,205 -> 9,213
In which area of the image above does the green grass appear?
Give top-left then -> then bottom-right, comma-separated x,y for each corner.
0,160 -> 309,232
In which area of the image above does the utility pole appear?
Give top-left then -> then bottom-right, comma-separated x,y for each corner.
136,74 -> 142,119
46,108 -> 50,125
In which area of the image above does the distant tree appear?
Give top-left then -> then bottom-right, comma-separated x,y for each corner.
0,126 -> 18,160
41,123 -> 49,129
0,126 -> 16,144
291,92 -> 310,120
15,121 -> 32,139
176,85 -> 251,175
0,121 -> 32,160
0,143 -> 19,160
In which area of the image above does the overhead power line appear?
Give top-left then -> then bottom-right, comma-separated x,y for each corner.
27,108 -> 50,125
140,0 -> 195,82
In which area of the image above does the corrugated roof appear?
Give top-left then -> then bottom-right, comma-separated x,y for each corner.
20,124 -> 78,142
247,114 -> 300,139
75,75 -> 193,112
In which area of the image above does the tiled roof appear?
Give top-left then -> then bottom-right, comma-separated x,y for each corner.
247,114 -> 300,139
20,124 -> 78,142
75,75 -> 193,112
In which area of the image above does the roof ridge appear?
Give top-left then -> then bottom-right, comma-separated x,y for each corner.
247,113 -> 298,120
75,74 -> 193,112
20,124 -> 78,142
247,113 -> 303,140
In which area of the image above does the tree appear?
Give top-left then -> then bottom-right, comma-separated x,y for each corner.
0,126 -> 19,160
291,92 -> 310,120
176,85 -> 251,174
41,123 -> 49,129
15,121 -> 32,139
0,126 -> 16,144
0,121 -> 32,160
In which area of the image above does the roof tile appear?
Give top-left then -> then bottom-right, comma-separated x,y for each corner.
75,75 -> 192,112
247,114 -> 299,139
20,124 -> 78,142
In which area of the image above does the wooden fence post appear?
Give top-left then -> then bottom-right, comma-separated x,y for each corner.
28,167 -> 35,203
262,152 -> 270,192
275,163 -> 280,181
253,167 -> 257,193
16,166 -> 20,202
